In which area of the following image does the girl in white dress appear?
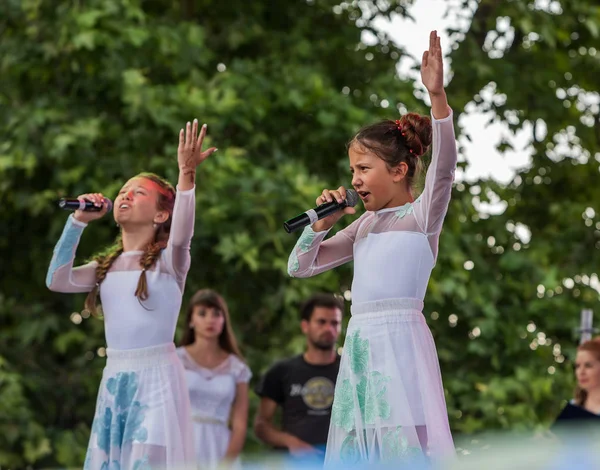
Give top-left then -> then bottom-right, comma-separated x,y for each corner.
177,289 -> 251,469
46,120 -> 216,470
287,31 -> 455,465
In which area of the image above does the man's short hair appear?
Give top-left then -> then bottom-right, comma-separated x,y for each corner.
300,293 -> 344,321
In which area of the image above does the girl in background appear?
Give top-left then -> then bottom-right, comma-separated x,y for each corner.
178,289 -> 251,469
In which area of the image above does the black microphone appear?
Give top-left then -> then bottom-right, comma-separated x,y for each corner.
58,198 -> 113,212
284,189 -> 359,233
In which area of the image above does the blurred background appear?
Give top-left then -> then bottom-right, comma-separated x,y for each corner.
1,0 -> 600,467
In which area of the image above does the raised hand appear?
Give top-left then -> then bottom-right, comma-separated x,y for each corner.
421,30 -> 444,96
178,119 -> 218,173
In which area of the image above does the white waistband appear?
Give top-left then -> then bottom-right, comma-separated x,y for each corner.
192,414 -> 227,426
105,342 -> 176,370
351,298 -> 424,315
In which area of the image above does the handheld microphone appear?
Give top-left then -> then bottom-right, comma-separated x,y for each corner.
58,198 -> 113,212
284,189 -> 358,233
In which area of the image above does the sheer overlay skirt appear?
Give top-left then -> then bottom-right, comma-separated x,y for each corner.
325,298 -> 454,466
84,343 -> 194,470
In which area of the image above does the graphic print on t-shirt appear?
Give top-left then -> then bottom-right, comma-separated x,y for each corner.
290,376 -> 335,415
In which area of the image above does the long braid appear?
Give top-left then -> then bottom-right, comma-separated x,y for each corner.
84,237 -> 124,317
135,239 -> 167,302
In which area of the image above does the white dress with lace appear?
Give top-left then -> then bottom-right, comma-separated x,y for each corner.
176,348 -> 252,468
47,187 -> 197,470
288,110 -> 457,465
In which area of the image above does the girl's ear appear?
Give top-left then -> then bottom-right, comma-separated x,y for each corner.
153,210 -> 169,225
391,162 -> 409,182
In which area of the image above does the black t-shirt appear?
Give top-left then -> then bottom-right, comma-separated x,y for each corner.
255,354 -> 341,447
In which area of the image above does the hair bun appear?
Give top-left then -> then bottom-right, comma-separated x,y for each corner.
398,113 -> 432,157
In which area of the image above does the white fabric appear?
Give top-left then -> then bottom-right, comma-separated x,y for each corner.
325,299 -> 453,465
100,266 -> 184,350
352,231 -> 433,303
84,343 -> 195,470
176,348 -> 252,468
287,110 -> 457,465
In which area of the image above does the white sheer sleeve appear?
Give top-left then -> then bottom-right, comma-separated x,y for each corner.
287,214 -> 367,278
412,108 -> 457,259
232,356 -> 252,384
162,186 -> 195,289
46,215 -> 97,293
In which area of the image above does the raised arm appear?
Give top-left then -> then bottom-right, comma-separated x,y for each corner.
46,215 -> 98,293
414,31 -> 457,236
162,186 -> 195,285
164,119 -> 217,284
415,108 -> 456,236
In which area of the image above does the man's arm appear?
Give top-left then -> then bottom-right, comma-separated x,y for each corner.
253,397 -> 319,455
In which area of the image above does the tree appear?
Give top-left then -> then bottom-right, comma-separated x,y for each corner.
1,0 -> 599,466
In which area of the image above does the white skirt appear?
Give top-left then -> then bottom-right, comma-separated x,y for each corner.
325,298 -> 454,466
190,417 -> 242,469
84,343 -> 195,470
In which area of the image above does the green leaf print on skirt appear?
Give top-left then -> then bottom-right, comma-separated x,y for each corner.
331,329 -> 392,432
339,427 -> 422,464
382,426 -> 422,460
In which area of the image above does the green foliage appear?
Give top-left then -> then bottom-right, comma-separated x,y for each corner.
1,0 -> 599,466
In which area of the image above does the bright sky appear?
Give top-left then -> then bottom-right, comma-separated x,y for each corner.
373,0 -> 532,184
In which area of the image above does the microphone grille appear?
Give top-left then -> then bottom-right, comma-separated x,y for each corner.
345,189 -> 359,207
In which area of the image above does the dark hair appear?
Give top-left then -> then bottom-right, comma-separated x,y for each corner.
84,173 -> 176,317
180,289 -> 244,359
574,337 -> 600,406
300,293 -> 344,322
349,112 -> 432,190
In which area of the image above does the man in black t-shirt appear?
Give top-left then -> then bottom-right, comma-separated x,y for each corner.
254,293 -> 343,458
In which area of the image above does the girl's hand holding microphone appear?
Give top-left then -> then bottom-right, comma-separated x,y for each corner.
72,193 -> 111,224
311,186 -> 356,232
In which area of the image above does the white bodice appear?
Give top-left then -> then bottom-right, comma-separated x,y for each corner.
176,348 -> 252,424
352,230 -> 434,303
99,256 -> 184,349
